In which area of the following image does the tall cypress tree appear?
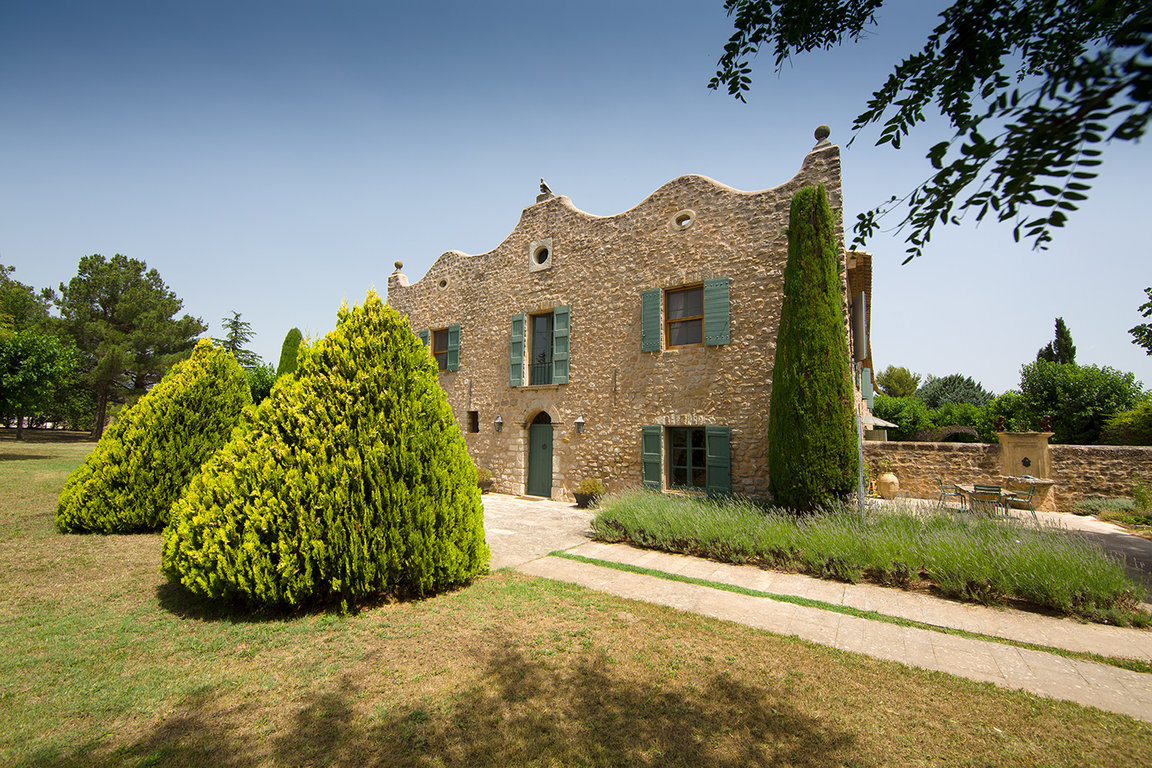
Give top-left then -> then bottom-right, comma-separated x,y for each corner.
276,327 -> 303,377
1037,317 -> 1076,364
767,185 -> 859,511
162,292 -> 488,608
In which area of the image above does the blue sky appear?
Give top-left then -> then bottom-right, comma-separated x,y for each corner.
3,0 -> 1149,394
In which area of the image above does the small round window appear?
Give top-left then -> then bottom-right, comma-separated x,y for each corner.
672,210 -> 695,230
438,278 -> 448,289
533,246 -> 550,265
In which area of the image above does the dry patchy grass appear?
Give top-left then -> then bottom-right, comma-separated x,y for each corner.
1,441 -> 1150,767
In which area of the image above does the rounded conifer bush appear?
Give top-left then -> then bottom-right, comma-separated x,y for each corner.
161,292 -> 489,608
767,184 -> 860,510
56,340 -> 252,533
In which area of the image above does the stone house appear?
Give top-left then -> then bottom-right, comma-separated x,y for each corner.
387,132 -> 874,501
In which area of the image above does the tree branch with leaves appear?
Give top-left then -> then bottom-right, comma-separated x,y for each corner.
710,0 -> 1152,262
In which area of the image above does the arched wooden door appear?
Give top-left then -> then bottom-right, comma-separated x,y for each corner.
526,412 -> 553,498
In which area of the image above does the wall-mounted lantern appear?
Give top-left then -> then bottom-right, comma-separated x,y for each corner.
494,415 -> 503,433
574,415 -> 585,434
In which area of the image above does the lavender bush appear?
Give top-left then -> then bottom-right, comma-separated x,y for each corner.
591,490 -> 1148,626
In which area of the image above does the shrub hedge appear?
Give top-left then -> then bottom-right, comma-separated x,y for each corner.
56,340 -> 251,533
161,292 -> 489,608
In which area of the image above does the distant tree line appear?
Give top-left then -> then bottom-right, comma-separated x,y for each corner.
873,318 -> 1150,445
1,255 -> 299,440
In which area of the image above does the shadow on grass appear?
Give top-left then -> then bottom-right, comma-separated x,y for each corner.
155,578 -> 466,624
20,641 -> 866,768
0,453 -> 51,461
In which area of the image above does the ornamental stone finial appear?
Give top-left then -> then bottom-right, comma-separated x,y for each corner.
393,260 -> 403,270
815,125 -> 831,141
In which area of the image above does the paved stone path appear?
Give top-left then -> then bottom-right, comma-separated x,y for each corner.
481,493 -> 1152,723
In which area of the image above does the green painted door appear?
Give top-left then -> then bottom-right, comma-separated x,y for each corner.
527,423 -> 553,497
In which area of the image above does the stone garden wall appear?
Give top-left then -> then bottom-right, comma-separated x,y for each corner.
863,441 -> 1152,510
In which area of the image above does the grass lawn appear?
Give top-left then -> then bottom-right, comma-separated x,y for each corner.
2,440 -> 1151,767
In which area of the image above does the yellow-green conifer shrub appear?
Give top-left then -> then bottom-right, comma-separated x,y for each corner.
161,292 -> 489,608
56,340 -> 252,533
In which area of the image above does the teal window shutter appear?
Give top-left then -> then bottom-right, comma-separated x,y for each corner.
552,305 -> 570,385
641,289 -> 660,352
509,314 -> 525,387
705,426 -> 731,496
704,277 -> 730,346
447,324 -> 460,371
641,426 -> 662,490
862,367 -> 873,410
418,329 -> 430,347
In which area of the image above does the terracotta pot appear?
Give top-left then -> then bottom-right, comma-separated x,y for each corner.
876,472 -> 899,500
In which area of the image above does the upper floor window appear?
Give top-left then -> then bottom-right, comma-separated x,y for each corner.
418,324 -> 459,372
530,312 -> 554,385
641,277 -> 730,352
666,286 -> 703,347
432,328 -> 450,371
509,306 -> 570,387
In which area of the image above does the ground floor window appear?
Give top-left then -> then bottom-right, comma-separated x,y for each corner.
641,424 -> 731,495
668,426 -> 707,489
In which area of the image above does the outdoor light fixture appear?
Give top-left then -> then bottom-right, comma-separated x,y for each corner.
494,415 -> 503,433
574,415 -> 585,434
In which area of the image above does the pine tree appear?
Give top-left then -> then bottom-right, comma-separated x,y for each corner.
162,292 -> 489,608
767,185 -> 859,511
213,311 -> 262,369
1037,317 -> 1076,364
276,327 -> 303,377
56,340 -> 251,533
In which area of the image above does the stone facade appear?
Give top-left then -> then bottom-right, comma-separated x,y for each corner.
387,138 -> 872,501
863,441 -> 1152,511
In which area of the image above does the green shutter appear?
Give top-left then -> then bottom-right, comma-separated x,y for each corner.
705,426 -> 731,496
418,329 -> 430,347
641,289 -> 660,352
641,425 -> 662,490
509,314 -> 525,387
447,324 -> 460,371
552,305 -> 570,385
704,277 -> 730,346
861,367 -> 873,410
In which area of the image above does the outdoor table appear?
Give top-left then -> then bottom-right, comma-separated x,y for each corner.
953,484 -> 1009,512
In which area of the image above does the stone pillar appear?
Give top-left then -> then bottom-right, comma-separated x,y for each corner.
997,432 -> 1057,512
997,432 -> 1054,478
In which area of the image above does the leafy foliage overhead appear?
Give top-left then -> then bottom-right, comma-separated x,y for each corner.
710,0 -> 1152,261
162,292 -> 489,609
56,340 -> 251,533
768,185 -> 859,510
1131,287 -> 1152,355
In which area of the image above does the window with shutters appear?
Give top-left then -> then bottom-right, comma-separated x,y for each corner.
510,306 -> 569,387
669,426 -> 707,489
529,312 -> 553,385
642,277 -> 730,352
432,328 -> 450,370
665,286 -> 703,347
419,325 -> 459,372
640,424 -> 731,495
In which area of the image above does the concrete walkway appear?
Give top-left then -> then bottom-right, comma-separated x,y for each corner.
480,493 -> 1152,723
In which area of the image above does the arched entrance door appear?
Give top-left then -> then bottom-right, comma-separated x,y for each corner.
526,412 -> 553,498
